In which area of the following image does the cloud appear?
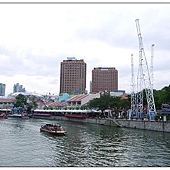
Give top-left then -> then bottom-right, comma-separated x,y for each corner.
0,4 -> 170,96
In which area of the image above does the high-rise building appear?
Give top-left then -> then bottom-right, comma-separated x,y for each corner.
0,83 -> 6,96
13,83 -> 26,93
60,57 -> 86,94
92,67 -> 118,93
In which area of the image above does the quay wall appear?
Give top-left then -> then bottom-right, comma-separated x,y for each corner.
116,119 -> 170,133
35,116 -> 170,133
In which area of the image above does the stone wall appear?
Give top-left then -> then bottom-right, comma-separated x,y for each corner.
38,115 -> 170,133
116,119 -> 170,133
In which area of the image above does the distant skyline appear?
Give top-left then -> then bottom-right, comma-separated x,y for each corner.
0,3 -> 170,96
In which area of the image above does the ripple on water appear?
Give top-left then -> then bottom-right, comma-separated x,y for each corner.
1,119 -> 170,167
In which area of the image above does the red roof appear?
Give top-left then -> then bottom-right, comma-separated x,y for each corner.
49,101 -> 66,107
0,98 -> 16,103
120,94 -> 129,99
45,100 -> 54,105
68,94 -> 88,102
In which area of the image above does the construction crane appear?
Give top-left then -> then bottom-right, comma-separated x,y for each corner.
130,54 -> 136,118
136,49 -> 144,118
135,19 -> 156,120
151,44 -> 154,90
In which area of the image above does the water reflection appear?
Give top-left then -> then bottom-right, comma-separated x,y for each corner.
0,118 -> 170,166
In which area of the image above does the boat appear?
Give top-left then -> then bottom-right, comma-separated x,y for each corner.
40,124 -> 66,135
64,114 -> 89,119
0,115 -> 5,120
33,113 -> 51,119
0,113 -> 8,120
22,115 -> 29,119
8,113 -> 22,118
22,112 -> 29,119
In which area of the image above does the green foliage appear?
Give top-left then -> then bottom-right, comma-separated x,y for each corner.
132,85 -> 170,110
43,106 -> 53,110
76,106 -> 80,110
49,106 -> 54,110
63,106 -> 67,110
27,96 -> 38,114
14,94 -> 27,108
153,85 -> 170,110
88,91 -> 130,114
154,114 -> 162,121
44,106 -> 48,110
80,105 -> 87,110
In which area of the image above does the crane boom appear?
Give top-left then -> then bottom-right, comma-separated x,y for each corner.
151,44 -> 154,89
135,19 -> 156,119
131,54 -> 136,117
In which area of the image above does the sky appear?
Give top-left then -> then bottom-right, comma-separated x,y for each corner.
0,3 -> 170,96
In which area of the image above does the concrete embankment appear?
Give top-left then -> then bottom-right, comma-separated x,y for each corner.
35,115 -> 170,133
116,119 -> 170,133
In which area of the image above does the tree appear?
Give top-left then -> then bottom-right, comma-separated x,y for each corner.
27,96 -> 38,114
89,91 -> 110,113
14,94 -> 38,114
14,94 -> 27,108
153,85 -> 170,110
89,91 -> 122,114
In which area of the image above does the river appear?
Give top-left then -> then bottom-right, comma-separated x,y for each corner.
0,117 -> 170,167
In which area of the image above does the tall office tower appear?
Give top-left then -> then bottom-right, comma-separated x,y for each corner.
92,67 -> 118,93
60,57 -> 86,94
0,83 -> 6,96
13,83 -> 26,93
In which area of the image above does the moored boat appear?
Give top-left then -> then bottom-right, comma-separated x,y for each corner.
40,124 -> 66,135
64,114 -> 89,119
8,113 -> 22,118
0,115 -> 5,120
22,115 -> 29,119
33,113 -> 51,119
0,113 -> 8,120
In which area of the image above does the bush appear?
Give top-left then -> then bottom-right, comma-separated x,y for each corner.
147,114 -> 150,120
154,114 -> 161,121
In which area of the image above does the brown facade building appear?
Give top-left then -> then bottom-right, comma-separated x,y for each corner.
92,67 -> 118,93
60,57 -> 86,94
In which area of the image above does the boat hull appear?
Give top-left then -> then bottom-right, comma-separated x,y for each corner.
40,128 -> 66,135
65,114 -> 89,119
8,114 -> 22,118
40,124 -> 66,136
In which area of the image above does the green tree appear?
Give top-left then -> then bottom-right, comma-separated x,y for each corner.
153,85 -> 170,110
14,94 -> 27,108
26,96 -> 38,114
160,85 -> 170,103
89,91 -> 122,114
153,89 -> 163,110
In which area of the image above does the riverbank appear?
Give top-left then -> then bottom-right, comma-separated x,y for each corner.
116,119 -> 170,133
33,115 -> 170,133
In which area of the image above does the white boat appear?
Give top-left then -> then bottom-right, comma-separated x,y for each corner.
8,113 -> 22,118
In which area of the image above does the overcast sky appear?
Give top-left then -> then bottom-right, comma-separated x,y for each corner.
0,3 -> 170,96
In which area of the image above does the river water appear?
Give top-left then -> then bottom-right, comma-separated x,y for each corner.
0,117 -> 170,167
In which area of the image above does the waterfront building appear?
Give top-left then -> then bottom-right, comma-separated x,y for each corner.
92,67 -> 118,93
60,57 -> 87,95
36,99 -> 66,109
67,93 -> 100,108
0,98 -> 16,109
13,83 -> 26,93
59,93 -> 70,102
0,83 -> 6,96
